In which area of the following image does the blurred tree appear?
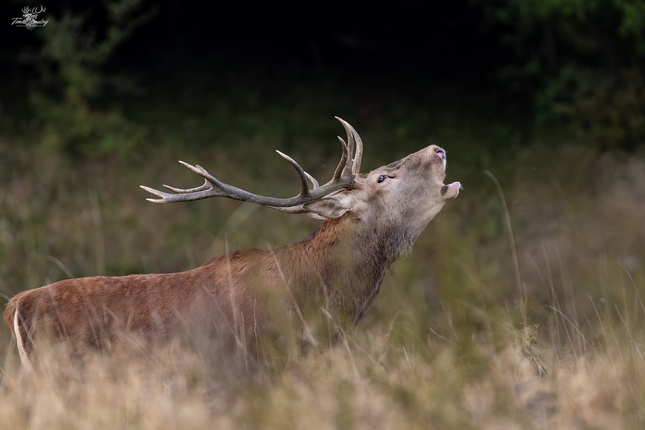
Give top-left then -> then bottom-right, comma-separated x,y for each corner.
477,0 -> 645,150
25,0 -> 156,158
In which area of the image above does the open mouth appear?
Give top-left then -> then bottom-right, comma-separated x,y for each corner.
436,169 -> 448,188
438,172 -> 461,199
430,153 -> 459,199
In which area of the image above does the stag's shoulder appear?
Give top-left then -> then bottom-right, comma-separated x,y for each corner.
197,247 -> 277,278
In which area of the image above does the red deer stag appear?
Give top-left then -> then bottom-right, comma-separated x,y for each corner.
4,118 -> 460,370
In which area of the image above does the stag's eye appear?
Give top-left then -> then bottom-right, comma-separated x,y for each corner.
377,175 -> 387,183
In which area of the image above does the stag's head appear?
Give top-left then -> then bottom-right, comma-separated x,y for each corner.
143,117 -> 460,256
304,136 -> 460,257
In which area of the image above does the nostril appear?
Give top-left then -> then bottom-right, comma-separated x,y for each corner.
435,147 -> 446,159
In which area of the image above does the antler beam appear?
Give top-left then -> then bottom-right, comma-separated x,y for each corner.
141,117 -> 364,212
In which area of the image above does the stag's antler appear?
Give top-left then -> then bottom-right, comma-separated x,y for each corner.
141,117 -> 364,213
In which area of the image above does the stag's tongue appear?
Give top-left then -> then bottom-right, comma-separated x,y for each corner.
441,181 -> 461,200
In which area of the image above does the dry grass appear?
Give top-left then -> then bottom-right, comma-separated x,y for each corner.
1,136 -> 644,429
1,317 -> 643,429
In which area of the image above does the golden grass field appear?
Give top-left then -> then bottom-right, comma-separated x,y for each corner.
1,129 -> 644,429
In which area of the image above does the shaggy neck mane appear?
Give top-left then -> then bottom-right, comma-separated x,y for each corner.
279,216 -> 395,322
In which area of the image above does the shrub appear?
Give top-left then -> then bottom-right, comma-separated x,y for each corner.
479,0 -> 645,149
25,0 -> 155,157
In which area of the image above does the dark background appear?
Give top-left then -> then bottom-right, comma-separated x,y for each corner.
1,0 -> 515,125
2,1 -> 502,83
4,0 -> 644,154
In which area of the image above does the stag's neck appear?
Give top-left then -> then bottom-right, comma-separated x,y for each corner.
284,216 -> 397,322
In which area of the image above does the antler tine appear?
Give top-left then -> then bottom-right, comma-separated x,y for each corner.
163,179 -> 212,194
275,150 -> 319,189
335,117 -> 363,175
335,117 -> 355,175
276,150 -> 311,197
139,185 -> 170,203
350,125 -> 363,175
178,161 -> 224,187
304,171 -> 319,189
332,136 -> 349,181
140,182 -> 212,203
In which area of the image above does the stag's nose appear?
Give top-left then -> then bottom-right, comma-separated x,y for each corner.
434,147 -> 446,160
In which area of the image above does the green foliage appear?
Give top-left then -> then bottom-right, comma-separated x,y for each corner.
478,0 -> 645,149
26,0 -> 155,158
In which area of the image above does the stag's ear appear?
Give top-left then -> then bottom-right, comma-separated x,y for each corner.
304,193 -> 354,219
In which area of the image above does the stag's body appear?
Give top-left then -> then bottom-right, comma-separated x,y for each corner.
4,118 -> 460,369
